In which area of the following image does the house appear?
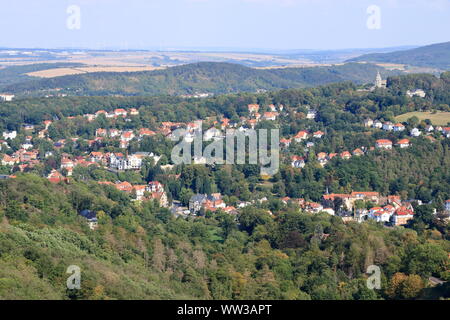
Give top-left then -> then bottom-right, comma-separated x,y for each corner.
313,131 -> 324,139
268,104 -> 277,112
393,123 -> 405,132
129,108 -> 139,116
376,139 -> 393,149
220,118 -> 230,130
323,192 -> 380,211
406,89 -> 426,98
442,127 -> 450,138
204,127 -> 222,141
364,119 -> 374,127
47,170 -> 67,183
79,210 -> 98,230
328,153 -> 338,160
3,131 -> 17,140
445,200 -> 450,212
291,156 -> 306,168
294,131 -> 308,142
305,202 -> 323,213
373,120 -> 383,129
280,138 -> 292,148
393,207 -> 414,226
139,128 -> 156,137
147,181 -> 165,193
1,154 -> 19,166
189,194 -> 209,214
425,125 -> 434,133
263,112 -> 278,121
353,148 -> 364,156
90,152 -> 106,164
60,157 -> 75,169
115,181 -> 134,192
410,128 -> 421,137
248,104 -> 260,114
306,110 -> 317,119
114,108 -> 128,117
382,122 -> 394,131
340,151 -> 352,160
149,191 -> 169,208
108,129 -> 121,138
121,131 -> 135,142
96,128 -> 107,137
0,94 -> 15,102
317,152 -> 328,166
396,139 -> 410,148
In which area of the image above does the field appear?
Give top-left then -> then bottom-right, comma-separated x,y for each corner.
26,66 -> 164,78
395,111 -> 450,126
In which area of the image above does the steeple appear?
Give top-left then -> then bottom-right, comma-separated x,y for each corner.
375,71 -> 382,88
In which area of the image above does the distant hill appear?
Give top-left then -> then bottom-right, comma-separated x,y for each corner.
2,62 -> 401,97
348,41 -> 450,70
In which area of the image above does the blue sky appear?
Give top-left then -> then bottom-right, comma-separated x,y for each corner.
0,0 -> 449,50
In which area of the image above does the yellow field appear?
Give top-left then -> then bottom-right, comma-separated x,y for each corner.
395,111 -> 450,126
27,66 -> 164,78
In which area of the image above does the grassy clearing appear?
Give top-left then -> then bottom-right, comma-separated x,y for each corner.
395,111 -> 450,126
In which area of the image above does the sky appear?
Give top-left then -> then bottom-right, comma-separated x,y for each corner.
0,0 -> 449,51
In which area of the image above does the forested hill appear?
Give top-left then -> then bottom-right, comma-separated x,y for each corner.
348,41 -> 450,70
2,62 -> 400,97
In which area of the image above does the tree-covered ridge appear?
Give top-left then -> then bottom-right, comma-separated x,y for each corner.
348,41 -> 450,70
0,175 -> 448,300
1,62 -> 401,97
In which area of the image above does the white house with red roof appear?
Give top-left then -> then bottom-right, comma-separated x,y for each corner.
291,156 -> 305,168
313,131 -> 325,138
294,131 -> 308,142
114,108 -> 128,117
376,139 -> 393,149
396,139 -> 410,148
248,104 -> 260,114
393,207 -> 414,226
393,123 -> 405,132
263,112 -> 278,121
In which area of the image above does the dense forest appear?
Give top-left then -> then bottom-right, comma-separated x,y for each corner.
0,71 -> 449,300
1,174 -> 448,300
1,62 -> 401,97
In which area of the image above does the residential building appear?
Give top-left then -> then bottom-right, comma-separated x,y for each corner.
0,94 -> 15,102
396,139 -> 410,148
410,128 -> 421,137
406,89 -> 426,98
2,131 -> 17,140
294,131 -> 308,142
376,139 -> 393,149
393,123 -> 405,132
364,119 -> 374,127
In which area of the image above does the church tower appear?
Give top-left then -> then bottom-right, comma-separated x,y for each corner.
375,71 -> 383,88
